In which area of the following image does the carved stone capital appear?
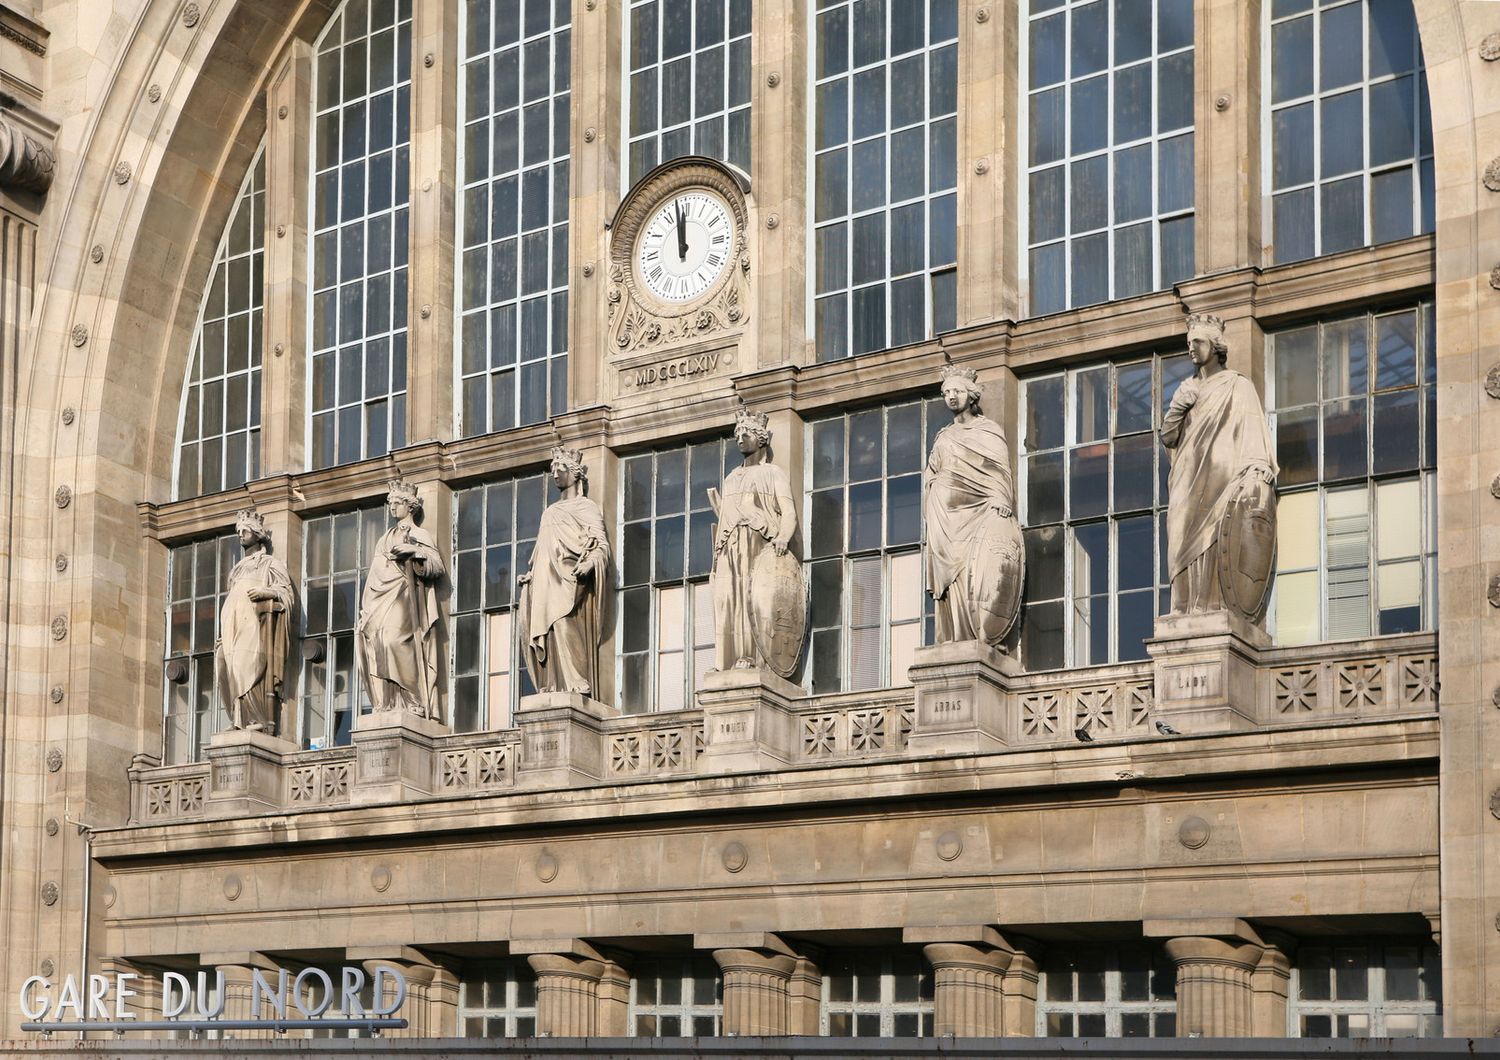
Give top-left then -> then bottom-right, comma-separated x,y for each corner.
0,111 -> 53,194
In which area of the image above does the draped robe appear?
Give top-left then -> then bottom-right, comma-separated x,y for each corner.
355,522 -> 445,717
1162,369 -> 1278,613
923,415 -> 1023,646
711,461 -> 797,671
519,494 -> 610,696
214,549 -> 295,732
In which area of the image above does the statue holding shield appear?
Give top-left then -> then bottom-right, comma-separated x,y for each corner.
923,361 -> 1025,649
709,402 -> 805,678
356,480 -> 446,719
1161,313 -> 1279,620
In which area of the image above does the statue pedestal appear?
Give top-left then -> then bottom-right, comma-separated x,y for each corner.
515,692 -> 618,787
1146,611 -> 1268,734
907,641 -> 1020,755
696,668 -> 804,772
351,709 -> 450,803
206,729 -> 296,813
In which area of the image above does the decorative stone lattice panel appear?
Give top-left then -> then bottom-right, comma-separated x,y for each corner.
797,704 -> 914,759
287,758 -> 353,806
437,743 -> 515,791
607,722 -> 704,778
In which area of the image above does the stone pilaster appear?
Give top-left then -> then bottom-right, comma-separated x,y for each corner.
747,0 -> 808,367
1001,948 -> 1040,1037
1161,936 -> 1264,1037
259,39 -> 312,474
922,942 -> 1010,1038
595,958 -> 631,1036
404,0 -> 458,442
526,953 -> 605,1036
566,0 -> 622,408
1146,610 -> 1267,733
957,0 -> 1020,325
1194,0 -> 1263,273
713,948 -> 796,1036
785,955 -> 822,1035
1249,938 -> 1292,1037
907,639 -> 1019,753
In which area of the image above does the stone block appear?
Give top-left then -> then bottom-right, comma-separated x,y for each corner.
350,709 -> 449,803
695,667 -> 803,771
205,729 -> 294,813
907,640 -> 1020,754
1147,610 -> 1267,733
514,692 -> 617,787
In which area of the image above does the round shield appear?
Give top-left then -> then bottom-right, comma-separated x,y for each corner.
1216,473 -> 1277,622
965,509 -> 1025,648
749,547 -> 808,680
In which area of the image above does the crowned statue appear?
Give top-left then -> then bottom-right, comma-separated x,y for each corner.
709,401 -> 805,679
923,361 -> 1026,649
215,508 -> 296,734
355,479 -> 447,720
1161,313 -> 1279,621
518,446 -> 611,698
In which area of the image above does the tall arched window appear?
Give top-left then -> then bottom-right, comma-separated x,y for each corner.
308,0 -> 413,468
1266,0 -> 1432,263
175,147 -> 265,498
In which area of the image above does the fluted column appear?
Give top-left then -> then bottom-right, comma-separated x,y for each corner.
526,953 -> 605,1036
923,943 -> 1011,1037
360,958 -> 455,1038
713,948 -> 796,1036
210,954 -> 280,1040
1163,937 -> 1264,1037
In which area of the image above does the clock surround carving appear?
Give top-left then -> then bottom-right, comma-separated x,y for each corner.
607,157 -> 751,358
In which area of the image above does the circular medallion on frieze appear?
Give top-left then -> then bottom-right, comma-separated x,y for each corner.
935,831 -> 964,861
103,886 -> 117,909
70,324 -> 88,347
1178,816 -> 1211,849
39,959 -> 54,978
223,875 -> 242,901
535,850 -> 560,883
721,841 -> 748,873
371,865 -> 392,893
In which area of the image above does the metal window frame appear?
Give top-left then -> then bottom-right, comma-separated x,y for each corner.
450,473 -> 550,731
1286,943 -> 1441,1037
162,534 -> 244,763
173,145 -> 267,500
457,960 -> 540,1038
1017,355 -> 1179,669
808,0 -> 960,361
818,951 -> 935,1037
803,400 -> 936,693
1263,302 -> 1437,643
306,0 -> 415,470
1261,0 -> 1433,263
621,0 -> 753,190
1035,944 -> 1177,1037
454,0 -> 573,438
616,440 -> 733,714
1019,0 -> 1197,315
627,957 -> 724,1036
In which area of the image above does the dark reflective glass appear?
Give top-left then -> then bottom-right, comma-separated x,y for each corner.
1024,526 -> 1064,602
887,473 -> 921,546
1114,433 -> 1154,512
810,489 -> 844,558
810,559 -> 843,629
849,409 -> 883,480
1372,390 -> 1420,475
847,481 -> 882,552
1276,405 -> 1319,487
1069,444 -> 1109,520
1026,375 -> 1065,451
654,514 -> 684,582
1026,451 -> 1065,524
1023,599 -> 1065,671
624,456 -> 653,521
1323,397 -> 1368,480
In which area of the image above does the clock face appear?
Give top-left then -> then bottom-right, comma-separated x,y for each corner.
635,190 -> 735,303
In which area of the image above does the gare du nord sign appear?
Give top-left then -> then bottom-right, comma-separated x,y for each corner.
18,966 -> 409,1034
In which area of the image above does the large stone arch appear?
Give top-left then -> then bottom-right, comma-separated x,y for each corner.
0,0 -> 333,1033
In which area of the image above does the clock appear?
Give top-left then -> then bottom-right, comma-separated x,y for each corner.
635,190 -> 735,303
606,157 -> 752,357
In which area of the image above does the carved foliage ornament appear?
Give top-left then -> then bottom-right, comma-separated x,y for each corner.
1485,157 -> 1500,193
606,158 -> 751,356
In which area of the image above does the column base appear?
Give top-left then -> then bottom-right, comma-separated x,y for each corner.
1146,610 -> 1267,733
696,668 -> 804,771
205,729 -> 295,813
515,692 -> 618,787
907,640 -> 1019,755
351,709 -> 449,803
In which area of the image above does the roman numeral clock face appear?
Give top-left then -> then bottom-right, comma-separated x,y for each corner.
635,191 -> 734,303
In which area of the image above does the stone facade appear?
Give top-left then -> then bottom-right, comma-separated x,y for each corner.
0,0 -> 1496,1043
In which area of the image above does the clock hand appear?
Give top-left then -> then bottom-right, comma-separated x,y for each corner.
675,201 -> 688,262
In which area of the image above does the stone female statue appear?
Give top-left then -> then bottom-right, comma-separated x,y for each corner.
923,362 -> 1025,648
355,480 -> 446,719
215,509 -> 295,734
1161,313 -> 1278,619
709,402 -> 804,678
517,446 -> 611,698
